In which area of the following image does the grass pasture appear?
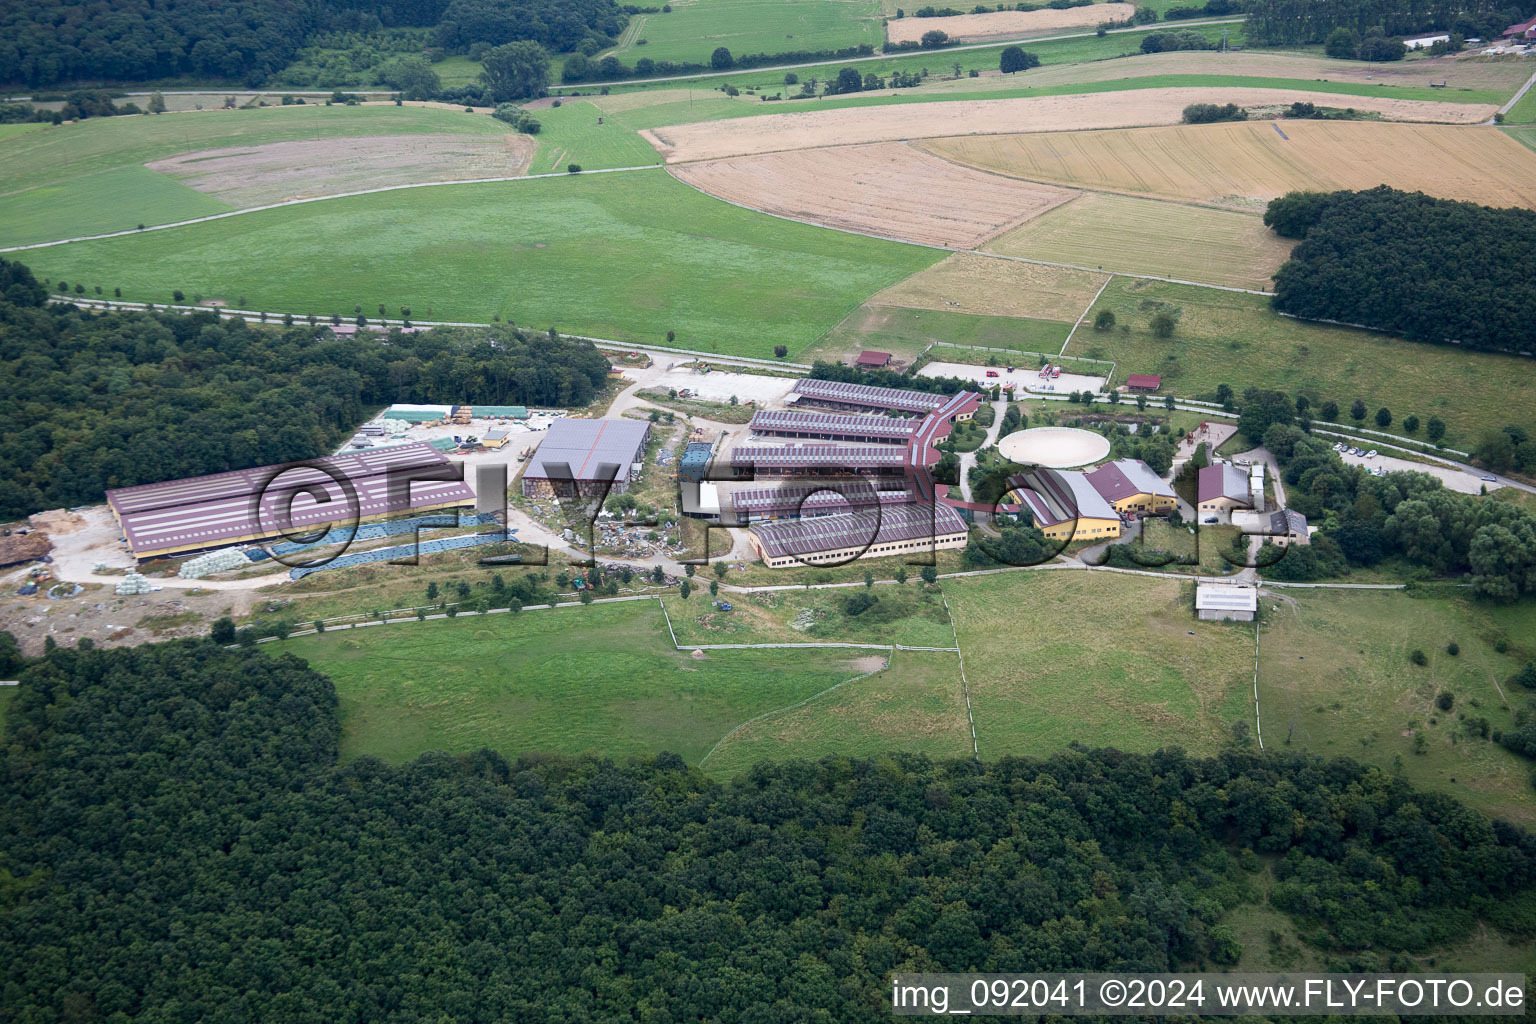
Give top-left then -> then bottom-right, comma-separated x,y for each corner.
667,585 -> 957,648
0,165 -> 232,249
700,649 -> 971,776
280,599 -> 876,765
802,303 -> 1073,364
0,104 -> 516,246
922,120 -> 1536,212
1258,589 -> 1536,824
1073,277 -> 1536,447
25,168 -> 940,359
946,570 -> 1256,757
525,99 -> 667,173
598,0 -> 884,67
985,193 -> 1295,291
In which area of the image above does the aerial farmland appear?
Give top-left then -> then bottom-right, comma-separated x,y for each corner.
4,0 -> 1536,1014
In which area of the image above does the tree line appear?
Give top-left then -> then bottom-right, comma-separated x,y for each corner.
0,0 -> 625,88
1267,186 -> 1536,354
0,258 -> 611,519
1257,420 -> 1536,600
2,637 -> 1533,1020
1245,0 -> 1523,44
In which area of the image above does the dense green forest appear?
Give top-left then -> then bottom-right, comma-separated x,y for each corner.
1245,0 -> 1524,44
0,259 -> 610,519
1,639 -> 1533,1020
1256,422 -> 1536,598
0,0 -> 624,88
1266,187 -> 1536,353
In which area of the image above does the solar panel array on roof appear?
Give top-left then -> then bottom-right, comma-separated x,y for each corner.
105,442 -> 475,559
523,418 -> 650,484
750,501 -> 968,560
729,445 -> 908,469
790,378 -> 947,414
750,409 -> 919,441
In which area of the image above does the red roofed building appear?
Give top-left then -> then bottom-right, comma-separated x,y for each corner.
1502,14 -> 1536,38
854,350 -> 892,368
1126,373 -> 1162,392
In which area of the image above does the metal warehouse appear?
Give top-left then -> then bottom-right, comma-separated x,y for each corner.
105,442 -> 476,561
789,378 -> 949,415
748,501 -> 969,568
521,418 -> 651,497
730,483 -> 919,523
728,445 -> 909,477
749,410 -> 919,444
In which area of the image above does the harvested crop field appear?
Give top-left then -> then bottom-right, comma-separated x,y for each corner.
147,134 -> 535,207
866,251 -> 1107,321
923,120 -> 1536,210
669,142 -> 1074,247
986,193 -> 1294,290
641,88 -> 1496,162
886,2 -> 1134,42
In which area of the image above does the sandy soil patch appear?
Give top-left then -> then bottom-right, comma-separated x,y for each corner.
671,142 -> 1074,247
642,88 -> 1495,162
868,251 -> 1106,320
887,3 -> 1134,43
986,193 -> 1294,290
147,133 -> 534,207
924,119 -> 1536,209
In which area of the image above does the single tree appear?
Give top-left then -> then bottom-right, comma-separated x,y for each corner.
1350,398 -> 1367,422
711,47 -> 734,69
894,565 -> 908,584
1149,312 -> 1177,338
1375,407 -> 1392,428
679,579 -> 692,599
1426,416 -> 1446,444
920,565 -> 938,585
1320,400 -> 1339,421
480,41 -> 551,102
999,45 -> 1038,73
148,90 -> 166,114
211,617 -> 236,644
1093,310 -> 1116,331
1403,414 -> 1420,434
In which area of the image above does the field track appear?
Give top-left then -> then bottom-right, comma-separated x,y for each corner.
886,3 -> 1135,43
670,142 -> 1075,247
642,87 -> 1497,162
923,119 -> 1536,209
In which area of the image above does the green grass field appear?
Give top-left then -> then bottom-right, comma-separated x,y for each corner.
1258,589 -> 1536,825
526,99 -> 666,173
25,167 -> 940,358
601,0 -> 884,67
700,648 -> 971,775
667,585 -> 957,648
802,303 -> 1074,364
561,20 -> 1243,90
280,600 -> 877,765
0,105 -> 513,246
0,165 -> 232,248
1506,124 -> 1536,153
1502,83 -> 1536,124
1073,277 -> 1536,448
946,570 -> 1256,757
0,122 -> 46,142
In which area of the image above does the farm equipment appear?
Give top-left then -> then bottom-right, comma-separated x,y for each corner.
712,600 -> 732,611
